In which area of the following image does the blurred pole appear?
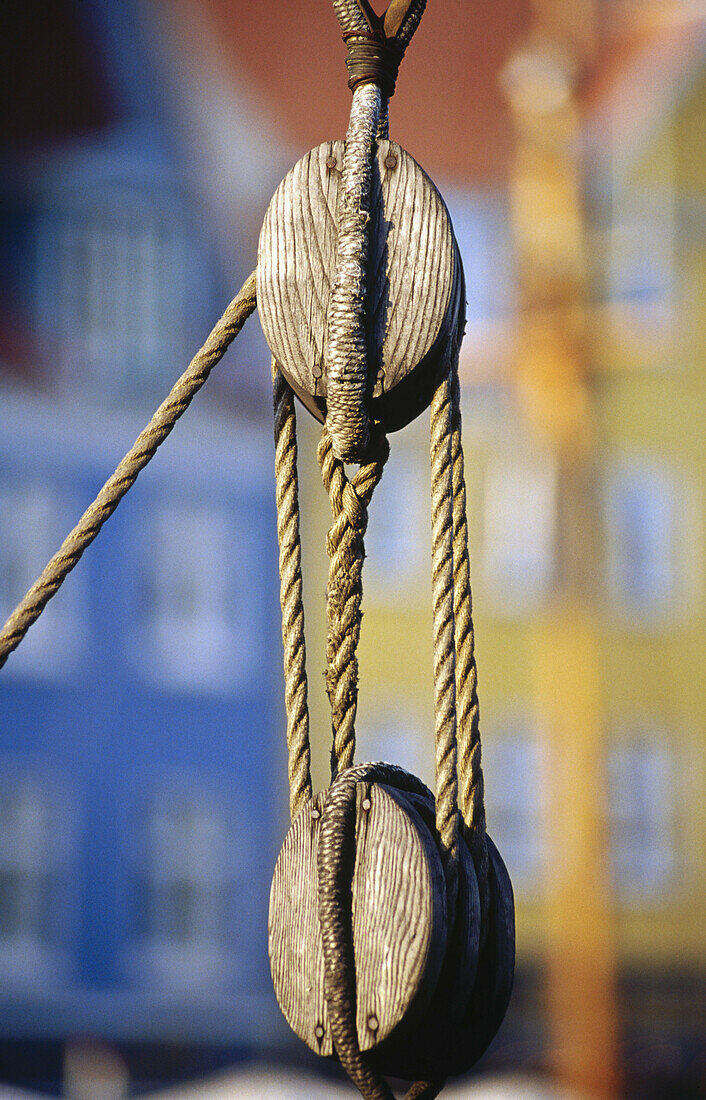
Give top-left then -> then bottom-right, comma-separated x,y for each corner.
502,9 -> 621,1098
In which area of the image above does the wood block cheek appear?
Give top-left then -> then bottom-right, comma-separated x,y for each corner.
353,783 -> 447,1051
257,140 -> 459,433
268,782 -> 449,1059
268,794 -> 332,1057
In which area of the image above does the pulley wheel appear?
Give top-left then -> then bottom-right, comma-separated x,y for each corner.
370,809 -> 482,1081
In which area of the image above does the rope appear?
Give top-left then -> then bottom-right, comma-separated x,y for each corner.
331,1 -> 428,97
325,81 -> 381,462
429,366 -> 459,916
404,1084 -> 445,1100
325,0 -> 427,462
377,98 -> 390,140
0,272 -> 257,672
450,366 -> 490,936
317,425 -> 389,780
273,362 -> 313,821
317,762 -> 445,1100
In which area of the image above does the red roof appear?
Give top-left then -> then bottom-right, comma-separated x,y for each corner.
194,0 -> 534,185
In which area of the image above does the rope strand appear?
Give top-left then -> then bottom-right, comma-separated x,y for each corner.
324,82 -> 381,461
429,365 -> 459,915
0,272 -> 257,672
450,366 -> 490,933
273,362 -> 313,821
318,425 -> 389,779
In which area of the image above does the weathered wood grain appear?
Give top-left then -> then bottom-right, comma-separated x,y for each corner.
268,780 -> 447,1059
353,782 -> 447,1051
370,798 -> 482,1080
257,139 -> 458,433
268,793 -> 332,1055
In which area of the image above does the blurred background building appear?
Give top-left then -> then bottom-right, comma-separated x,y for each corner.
0,1 -> 704,1097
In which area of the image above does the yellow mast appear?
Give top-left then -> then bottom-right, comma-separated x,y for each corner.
502,5 -> 621,1095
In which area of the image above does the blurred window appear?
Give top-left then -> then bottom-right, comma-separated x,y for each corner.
137,501 -> 252,692
445,193 -> 515,324
482,455 -> 557,613
357,709 -> 433,790
365,446 -> 428,599
0,779 -> 53,943
136,788 -> 231,988
604,462 -> 691,622
608,737 -> 676,900
144,791 -> 227,947
0,775 -> 70,983
50,205 -> 187,400
607,184 -> 674,319
0,482 -> 83,676
482,732 -> 544,892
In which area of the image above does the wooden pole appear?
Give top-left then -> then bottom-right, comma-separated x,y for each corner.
502,11 -> 622,1096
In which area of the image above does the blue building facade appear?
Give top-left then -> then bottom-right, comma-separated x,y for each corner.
0,0 -> 287,1064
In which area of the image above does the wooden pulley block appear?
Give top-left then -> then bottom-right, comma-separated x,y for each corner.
369,812 -> 482,1081
372,831 -> 514,1080
268,774 -> 448,1058
443,835 -> 516,1076
258,139 -> 462,433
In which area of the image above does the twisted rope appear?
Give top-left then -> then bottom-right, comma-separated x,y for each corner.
273,362 -> 313,821
318,425 -> 389,780
0,272 -> 257,672
450,367 -> 490,935
429,366 -> 459,915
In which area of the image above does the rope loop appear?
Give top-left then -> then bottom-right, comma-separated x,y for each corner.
317,762 -> 445,1100
325,1 -> 427,463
